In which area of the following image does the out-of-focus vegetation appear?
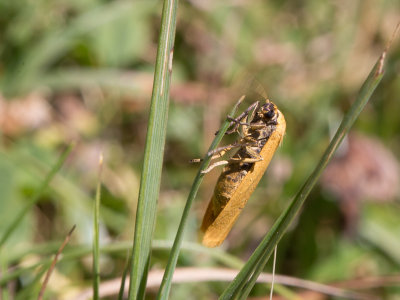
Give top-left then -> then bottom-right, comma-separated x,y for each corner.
0,0 -> 399,299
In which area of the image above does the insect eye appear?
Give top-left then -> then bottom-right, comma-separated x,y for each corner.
264,109 -> 275,119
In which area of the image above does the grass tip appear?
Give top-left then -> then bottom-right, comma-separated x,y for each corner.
68,225 -> 76,236
376,52 -> 386,77
386,22 -> 400,51
99,152 -> 104,166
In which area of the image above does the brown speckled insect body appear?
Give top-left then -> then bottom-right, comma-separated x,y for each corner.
200,100 -> 286,247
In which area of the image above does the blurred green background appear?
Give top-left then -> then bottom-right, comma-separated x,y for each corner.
0,0 -> 399,299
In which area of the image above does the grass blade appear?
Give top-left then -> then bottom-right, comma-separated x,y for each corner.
0,143 -> 74,248
92,154 -> 103,300
5,1 -> 135,96
39,68 -> 153,95
0,240 -> 243,286
37,225 -> 75,300
156,96 -> 246,300
127,0 -> 179,299
220,48 -> 387,300
1,252 -> 9,300
117,251 -> 131,300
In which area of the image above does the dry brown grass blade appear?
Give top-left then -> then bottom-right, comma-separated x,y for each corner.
75,267 -> 379,300
37,225 -> 76,300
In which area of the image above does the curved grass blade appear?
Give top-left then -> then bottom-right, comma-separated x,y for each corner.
156,96 -> 246,300
0,143 -> 74,248
127,0 -> 179,299
220,48 -> 388,300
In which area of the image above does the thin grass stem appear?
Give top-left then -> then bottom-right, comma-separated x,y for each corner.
92,154 -> 103,300
0,143 -> 74,248
37,225 -> 75,300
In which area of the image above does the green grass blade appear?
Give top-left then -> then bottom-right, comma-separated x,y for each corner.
237,248 -> 272,300
156,96 -> 245,300
6,1 -> 136,96
0,143 -> 74,248
0,240 -> 241,286
1,252 -> 9,300
39,68 -> 153,95
220,49 -> 387,300
92,154 -> 103,300
127,0 -> 179,299
153,239 -> 244,270
118,251 -> 131,300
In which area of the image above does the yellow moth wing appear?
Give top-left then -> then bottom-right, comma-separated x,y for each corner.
201,109 -> 286,247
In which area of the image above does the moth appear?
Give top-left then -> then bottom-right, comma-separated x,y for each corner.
197,99 -> 286,247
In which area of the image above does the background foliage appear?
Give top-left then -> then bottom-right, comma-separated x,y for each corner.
0,0 -> 399,299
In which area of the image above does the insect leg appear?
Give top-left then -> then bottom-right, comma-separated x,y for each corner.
247,120 -> 277,132
242,135 -> 258,144
189,142 -> 243,164
226,101 -> 259,135
201,160 -> 229,174
229,147 -> 263,163
236,102 -> 259,137
248,124 -> 266,130
234,101 -> 259,125
197,142 -> 244,172
214,95 -> 245,135
231,156 -> 263,163
215,100 -> 259,135
227,116 -> 250,126
206,142 -> 242,157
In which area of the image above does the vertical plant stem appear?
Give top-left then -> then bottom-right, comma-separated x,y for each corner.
92,154 -> 103,300
127,1 -> 179,299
